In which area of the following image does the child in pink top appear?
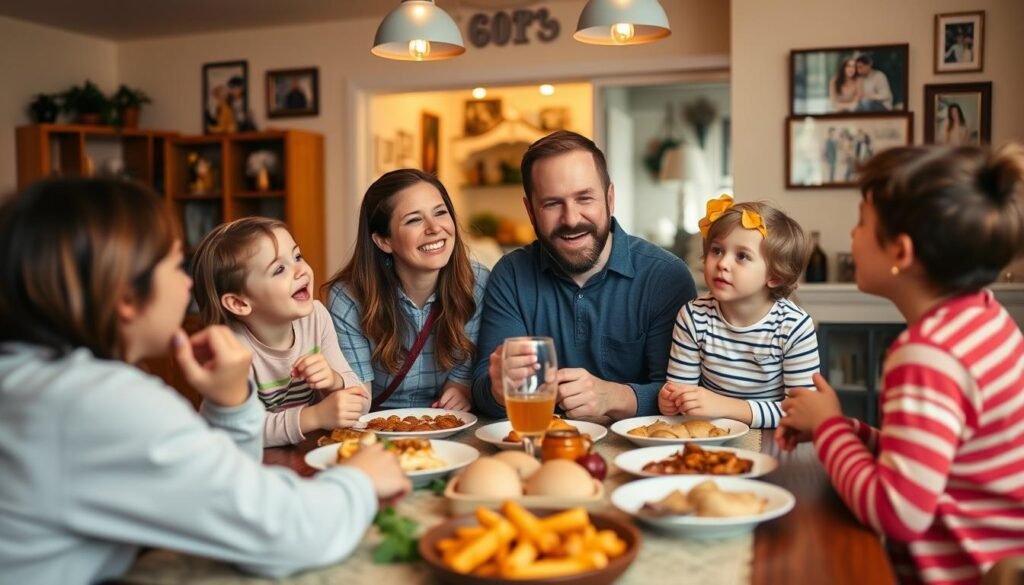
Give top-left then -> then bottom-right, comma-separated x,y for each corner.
778,144 -> 1024,584
193,217 -> 369,446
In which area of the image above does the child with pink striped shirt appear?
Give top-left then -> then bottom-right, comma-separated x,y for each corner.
778,144 -> 1024,585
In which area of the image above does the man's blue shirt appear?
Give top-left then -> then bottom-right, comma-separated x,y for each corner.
471,219 -> 697,418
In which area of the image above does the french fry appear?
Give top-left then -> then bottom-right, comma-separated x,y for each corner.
501,540 -> 538,576
597,529 -> 627,557
538,507 -> 590,533
455,525 -> 486,540
473,562 -> 500,577
502,501 -> 559,553
446,520 -> 516,574
582,549 -> 609,570
503,556 -> 593,580
436,537 -> 461,554
476,507 -> 504,528
562,532 -> 584,557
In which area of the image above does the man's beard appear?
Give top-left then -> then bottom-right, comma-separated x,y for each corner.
537,217 -> 611,275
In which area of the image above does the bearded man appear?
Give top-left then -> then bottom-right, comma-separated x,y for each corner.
471,131 -> 696,420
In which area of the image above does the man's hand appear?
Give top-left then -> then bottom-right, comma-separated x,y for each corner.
556,368 -> 635,419
487,342 -> 539,406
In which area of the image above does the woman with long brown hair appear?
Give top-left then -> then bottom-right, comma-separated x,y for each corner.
325,169 -> 488,411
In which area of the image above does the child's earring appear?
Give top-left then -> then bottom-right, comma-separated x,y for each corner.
890,265 -> 900,276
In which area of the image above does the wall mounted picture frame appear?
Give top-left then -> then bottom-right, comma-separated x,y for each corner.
786,114 -> 913,189
464,98 -> 502,136
374,136 -> 394,175
935,11 -> 984,73
421,112 -> 440,175
924,82 -> 991,145
202,60 -> 248,134
539,107 -> 570,131
790,44 -> 908,116
266,67 -> 319,118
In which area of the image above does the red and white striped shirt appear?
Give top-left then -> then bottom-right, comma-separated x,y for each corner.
814,290 -> 1024,585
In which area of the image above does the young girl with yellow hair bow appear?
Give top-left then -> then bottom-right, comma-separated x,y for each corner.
658,195 -> 819,428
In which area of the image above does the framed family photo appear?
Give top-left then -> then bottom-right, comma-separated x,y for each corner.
266,67 -> 319,118
786,114 -> 913,189
790,44 -> 908,115
464,98 -> 502,136
924,82 -> 991,145
202,60 -> 248,134
935,11 -> 984,73
421,112 -> 440,175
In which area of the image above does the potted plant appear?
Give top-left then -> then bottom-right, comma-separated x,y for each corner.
112,84 -> 151,129
28,93 -> 59,124
60,80 -> 111,125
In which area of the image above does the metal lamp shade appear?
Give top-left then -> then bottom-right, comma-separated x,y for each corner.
372,0 -> 466,61
574,0 -> 671,46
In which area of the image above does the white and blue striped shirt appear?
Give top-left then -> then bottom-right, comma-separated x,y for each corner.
666,294 -> 819,428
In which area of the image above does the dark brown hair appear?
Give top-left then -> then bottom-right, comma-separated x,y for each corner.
0,179 -> 178,360
703,201 -> 811,299
858,143 -> 1024,294
190,217 -> 288,325
322,169 -> 477,374
520,130 -> 611,202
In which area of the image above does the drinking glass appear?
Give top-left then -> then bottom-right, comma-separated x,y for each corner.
502,336 -> 558,458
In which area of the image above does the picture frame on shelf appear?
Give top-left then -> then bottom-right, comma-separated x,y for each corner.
935,11 -> 984,73
202,60 -> 248,134
539,107 -> 569,131
790,44 -> 908,115
421,112 -> 440,175
464,98 -> 502,136
785,114 -> 913,189
266,67 -> 319,118
924,82 -> 991,146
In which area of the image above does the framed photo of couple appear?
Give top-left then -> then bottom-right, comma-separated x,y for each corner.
789,44 -> 908,116
785,114 -> 913,189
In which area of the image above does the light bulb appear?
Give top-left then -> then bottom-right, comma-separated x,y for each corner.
472,87 -> 487,99
539,84 -> 555,96
610,23 -> 635,44
409,39 -> 431,61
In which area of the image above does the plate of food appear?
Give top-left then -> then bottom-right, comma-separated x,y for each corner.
304,433 -> 479,487
611,476 -> 795,538
444,452 -> 605,514
613,443 -> 778,479
358,408 -> 477,439
419,502 -> 640,584
474,417 -> 608,450
609,416 -> 749,447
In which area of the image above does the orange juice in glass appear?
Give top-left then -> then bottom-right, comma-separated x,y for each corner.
502,336 -> 557,457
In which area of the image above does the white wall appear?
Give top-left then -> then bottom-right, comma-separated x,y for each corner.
116,0 -> 729,273
732,0 -> 1024,281
0,15 -> 117,194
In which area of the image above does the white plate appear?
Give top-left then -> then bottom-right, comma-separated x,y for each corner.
610,416 -> 750,447
474,420 -> 609,450
304,440 -> 479,487
611,476 -> 795,538
358,408 -> 477,439
614,445 -> 778,479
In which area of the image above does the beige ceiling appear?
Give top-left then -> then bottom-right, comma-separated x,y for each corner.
0,0 -> 579,41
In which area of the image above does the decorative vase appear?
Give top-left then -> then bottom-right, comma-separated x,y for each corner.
120,107 -> 140,129
78,113 -> 102,125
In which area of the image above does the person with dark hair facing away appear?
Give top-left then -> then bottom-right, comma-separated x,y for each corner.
472,131 -> 697,421
325,169 -> 488,411
0,179 -> 409,585
778,144 -> 1024,584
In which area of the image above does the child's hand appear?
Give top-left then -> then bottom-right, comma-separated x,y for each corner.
658,382 -> 684,415
779,373 -> 843,437
774,425 -> 812,452
173,326 -> 251,407
674,384 -> 734,419
432,385 -> 471,411
343,442 -> 411,504
291,353 -> 335,390
309,387 -> 371,430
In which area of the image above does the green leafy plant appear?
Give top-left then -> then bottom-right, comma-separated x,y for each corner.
372,507 -> 420,563
59,80 -> 112,122
111,84 -> 152,109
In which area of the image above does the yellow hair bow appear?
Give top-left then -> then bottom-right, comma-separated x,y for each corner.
697,194 -> 767,239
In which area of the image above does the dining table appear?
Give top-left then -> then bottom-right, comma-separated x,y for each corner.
119,420 -> 896,585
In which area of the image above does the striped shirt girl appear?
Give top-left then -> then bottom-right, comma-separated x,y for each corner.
814,291 -> 1024,584
667,294 -> 820,428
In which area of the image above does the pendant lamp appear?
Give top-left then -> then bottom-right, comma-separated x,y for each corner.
574,0 -> 671,46
372,0 -> 466,61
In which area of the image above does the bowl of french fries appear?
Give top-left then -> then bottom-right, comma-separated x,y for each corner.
419,501 -> 640,584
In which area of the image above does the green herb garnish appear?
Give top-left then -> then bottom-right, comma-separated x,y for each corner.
372,506 -> 420,563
